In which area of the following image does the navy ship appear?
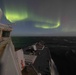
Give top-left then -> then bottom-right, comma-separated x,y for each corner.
22,41 -> 59,75
0,8 -> 59,75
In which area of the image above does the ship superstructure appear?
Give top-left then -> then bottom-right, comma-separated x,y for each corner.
0,23 -> 12,57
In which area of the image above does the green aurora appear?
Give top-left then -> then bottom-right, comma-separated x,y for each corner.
4,7 -> 28,22
35,21 -> 60,29
4,2 -> 61,29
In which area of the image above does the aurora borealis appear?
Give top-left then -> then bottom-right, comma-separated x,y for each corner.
5,9 -> 28,22
0,0 -> 76,36
35,21 -> 60,29
3,0 -> 28,22
4,8 -> 60,29
3,0 -> 61,29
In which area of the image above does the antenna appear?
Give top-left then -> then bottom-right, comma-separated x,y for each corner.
0,8 -> 2,20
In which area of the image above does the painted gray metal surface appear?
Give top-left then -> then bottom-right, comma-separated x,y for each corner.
1,40 -> 22,75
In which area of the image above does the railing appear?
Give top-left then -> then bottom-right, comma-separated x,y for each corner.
0,23 -> 12,31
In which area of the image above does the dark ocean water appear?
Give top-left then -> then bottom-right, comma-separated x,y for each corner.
11,36 -> 76,49
11,36 -> 76,75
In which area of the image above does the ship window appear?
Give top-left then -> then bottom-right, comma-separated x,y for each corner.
2,31 -> 10,37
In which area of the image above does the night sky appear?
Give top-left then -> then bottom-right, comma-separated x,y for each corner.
0,0 -> 76,36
